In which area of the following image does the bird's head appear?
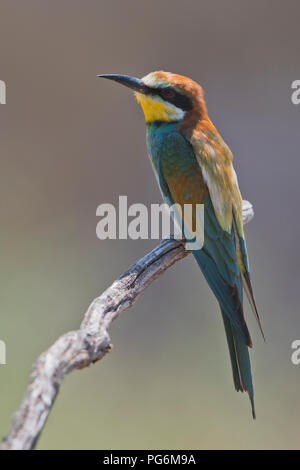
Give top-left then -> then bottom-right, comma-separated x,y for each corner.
98,71 -> 207,124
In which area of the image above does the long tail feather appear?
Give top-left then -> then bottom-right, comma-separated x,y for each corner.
221,308 -> 256,419
242,272 -> 265,341
193,250 -> 253,347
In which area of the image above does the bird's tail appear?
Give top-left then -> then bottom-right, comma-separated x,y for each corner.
221,308 -> 255,419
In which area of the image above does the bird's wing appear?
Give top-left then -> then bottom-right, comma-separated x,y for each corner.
237,228 -> 265,340
189,126 -> 264,339
189,127 -> 242,233
157,131 -> 252,346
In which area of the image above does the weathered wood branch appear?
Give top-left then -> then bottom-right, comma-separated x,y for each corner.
1,201 -> 254,450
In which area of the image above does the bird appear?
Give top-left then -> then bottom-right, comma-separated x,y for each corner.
98,71 -> 264,418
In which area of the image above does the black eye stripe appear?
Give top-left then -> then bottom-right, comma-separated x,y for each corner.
157,88 -> 192,111
143,85 -> 193,111
160,88 -> 175,99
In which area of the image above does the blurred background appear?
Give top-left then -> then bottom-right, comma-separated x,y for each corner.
0,0 -> 300,450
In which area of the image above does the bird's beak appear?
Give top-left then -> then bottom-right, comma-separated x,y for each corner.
97,74 -> 149,94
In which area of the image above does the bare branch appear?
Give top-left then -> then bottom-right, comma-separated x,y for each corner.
1,201 -> 253,450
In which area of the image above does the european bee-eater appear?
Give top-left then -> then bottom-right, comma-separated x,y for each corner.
98,71 -> 264,418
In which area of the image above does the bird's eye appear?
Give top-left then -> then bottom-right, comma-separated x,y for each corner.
161,88 -> 175,99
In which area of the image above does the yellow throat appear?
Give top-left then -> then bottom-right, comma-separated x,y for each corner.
135,92 -> 185,123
